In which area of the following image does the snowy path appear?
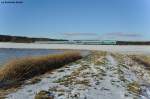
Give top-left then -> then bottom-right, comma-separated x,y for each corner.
4,51 -> 150,99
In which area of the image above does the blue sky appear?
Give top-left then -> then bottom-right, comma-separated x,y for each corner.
0,0 -> 150,40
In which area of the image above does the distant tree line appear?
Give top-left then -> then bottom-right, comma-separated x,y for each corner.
116,41 -> 150,45
0,35 -> 68,43
1,34 -> 150,45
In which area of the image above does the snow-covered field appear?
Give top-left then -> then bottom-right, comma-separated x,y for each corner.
4,51 -> 150,99
1,43 -> 150,99
0,42 -> 150,54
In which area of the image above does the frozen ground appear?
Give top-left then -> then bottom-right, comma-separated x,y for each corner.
1,43 -> 150,99
4,51 -> 150,99
0,42 -> 150,54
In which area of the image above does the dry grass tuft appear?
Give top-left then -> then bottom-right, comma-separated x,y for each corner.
127,81 -> 141,95
0,51 -> 82,87
35,90 -> 54,99
130,55 -> 150,69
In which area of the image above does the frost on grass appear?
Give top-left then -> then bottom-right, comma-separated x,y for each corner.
5,51 -> 150,99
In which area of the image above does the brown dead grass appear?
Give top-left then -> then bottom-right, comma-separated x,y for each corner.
0,51 -> 82,87
130,55 -> 150,69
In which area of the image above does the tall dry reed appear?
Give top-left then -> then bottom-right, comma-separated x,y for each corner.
0,51 -> 82,87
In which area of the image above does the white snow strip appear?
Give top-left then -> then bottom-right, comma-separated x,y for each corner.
89,63 -> 98,73
0,42 -> 150,54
